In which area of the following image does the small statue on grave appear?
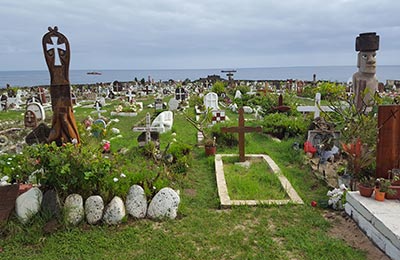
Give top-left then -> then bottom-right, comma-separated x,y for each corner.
352,32 -> 379,111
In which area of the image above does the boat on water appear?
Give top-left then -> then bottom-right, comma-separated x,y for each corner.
87,71 -> 102,75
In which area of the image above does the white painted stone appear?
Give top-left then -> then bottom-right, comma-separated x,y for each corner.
168,98 -> 179,111
243,106 -> 253,113
234,90 -> 242,99
204,92 -> 219,111
64,194 -> 84,225
125,185 -> 147,219
103,196 -> 126,225
151,111 -> 173,133
147,187 -> 180,220
15,187 -> 43,223
85,195 -> 104,225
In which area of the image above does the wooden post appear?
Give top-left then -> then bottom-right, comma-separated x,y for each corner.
376,105 -> 400,178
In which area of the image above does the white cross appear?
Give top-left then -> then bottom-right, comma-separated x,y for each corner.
132,113 -> 160,144
46,36 -> 66,66
297,93 -> 333,119
126,90 -> 135,103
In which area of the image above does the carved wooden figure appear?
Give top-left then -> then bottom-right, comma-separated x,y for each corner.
42,26 -> 80,145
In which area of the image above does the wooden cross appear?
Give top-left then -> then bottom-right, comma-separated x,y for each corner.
175,87 -> 186,101
221,107 -> 262,162
132,113 -> 160,144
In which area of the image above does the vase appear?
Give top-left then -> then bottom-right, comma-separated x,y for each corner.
205,146 -> 216,156
374,189 -> 385,201
358,184 -> 374,197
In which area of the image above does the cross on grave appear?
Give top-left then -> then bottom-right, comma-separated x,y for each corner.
221,107 -> 262,162
93,101 -> 106,118
212,110 -> 226,124
46,36 -> 66,66
175,87 -> 186,101
132,113 -> 160,144
296,93 -> 333,118
273,94 -> 291,112
126,90 -> 135,103
143,85 -> 151,95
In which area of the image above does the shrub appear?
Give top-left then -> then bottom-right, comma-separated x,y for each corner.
261,113 -> 310,139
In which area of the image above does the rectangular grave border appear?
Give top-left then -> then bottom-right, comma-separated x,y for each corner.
215,154 -> 304,208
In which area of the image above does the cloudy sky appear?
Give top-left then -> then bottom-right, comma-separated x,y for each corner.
1,0 -> 399,71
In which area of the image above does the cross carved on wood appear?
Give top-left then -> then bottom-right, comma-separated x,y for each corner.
221,107 -> 262,162
42,26 -> 80,145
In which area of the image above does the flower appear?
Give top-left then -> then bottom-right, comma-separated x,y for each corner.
120,173 -> 126,178
113,177 -> 119,182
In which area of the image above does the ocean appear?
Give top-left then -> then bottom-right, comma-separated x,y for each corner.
1,65 -> 399,88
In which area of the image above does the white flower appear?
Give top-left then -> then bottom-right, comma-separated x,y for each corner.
1,176 -> 9,182
113,177 -> 119,182
120,173 -> 126,178
172,138 -> 177,142
71,138 -> 78,145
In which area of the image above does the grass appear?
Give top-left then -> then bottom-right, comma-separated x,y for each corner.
223,156 -> 288,200
0,99 -> 368,259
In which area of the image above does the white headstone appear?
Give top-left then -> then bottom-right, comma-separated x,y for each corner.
26,102 -> 45,121
168,98 -> 179,111
204,92 -> 219,111
151,111 -> 173,133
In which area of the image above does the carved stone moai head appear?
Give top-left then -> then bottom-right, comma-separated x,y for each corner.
356,32 -> 379,74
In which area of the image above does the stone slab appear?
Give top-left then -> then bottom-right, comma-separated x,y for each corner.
345,191 -> 400,259
215,154 -> 304,208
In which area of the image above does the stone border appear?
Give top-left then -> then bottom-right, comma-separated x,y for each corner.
215,154 -> 304,208
110,112 -> 138,117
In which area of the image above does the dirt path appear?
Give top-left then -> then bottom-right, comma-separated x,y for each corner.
324,211 -> 390,260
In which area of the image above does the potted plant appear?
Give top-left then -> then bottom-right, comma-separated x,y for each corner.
375,178 -> 394,201
385,170 -> 400,199
358,175 -> 375,197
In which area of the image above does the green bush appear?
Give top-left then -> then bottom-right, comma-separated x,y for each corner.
261,113 -> 310,139
211,81 -> 227,95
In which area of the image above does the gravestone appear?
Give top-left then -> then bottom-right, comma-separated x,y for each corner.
92,119 -> 106,138
154,98 -> 164,111
151,111 -> 173,133
0,94 -> 7,111
221,107 -> 262,162
168,98 -> 179,111
24,110 -> 37,128
175,87 -> 186,101
25,123 -> 51,145
38,87 -> 47,104
204,92 -> 219,111
376,105 -> 400,178
42,26 -> 80,145
273,94 -> 291,112
212,110 -> 226,125
26,102 -> 45,121
133,113 -> 160,145
297,93 -> 333,118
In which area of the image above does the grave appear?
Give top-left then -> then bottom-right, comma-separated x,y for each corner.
297,93 -> 333,118
211,110 -> 226,125
133,113 -> 160,146
168,98 -> 179,111
151,111 -> 173,133
26,102 -> 45,121
221,107 -> 262,162
24,110 -> 37,128
204,92 -> 219,111
25,123 -> 51,145
215,154 -> 303,207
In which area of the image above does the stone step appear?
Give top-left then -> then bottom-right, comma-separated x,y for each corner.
345,191 -> 400,259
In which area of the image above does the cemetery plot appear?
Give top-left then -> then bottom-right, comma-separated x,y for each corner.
222,156 -> 289,200
215,154 -> 303,207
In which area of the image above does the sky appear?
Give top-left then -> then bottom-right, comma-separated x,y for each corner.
1,0 -> 399,71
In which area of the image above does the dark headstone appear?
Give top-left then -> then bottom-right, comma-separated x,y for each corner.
41,189 -> 62,219
25,123 -> 51,145
0,184 -> 19,223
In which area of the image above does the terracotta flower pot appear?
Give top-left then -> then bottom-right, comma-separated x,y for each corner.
374,189 -> 385,202
205,146 -> 216,156
358,184 -> 374,197
385,185 -> 400,200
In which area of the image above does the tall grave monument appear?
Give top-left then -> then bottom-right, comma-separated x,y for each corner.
42,26 -> 80,145
352,32 -> 379,111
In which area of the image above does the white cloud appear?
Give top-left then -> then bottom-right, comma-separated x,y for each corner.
0,0 -> 399,70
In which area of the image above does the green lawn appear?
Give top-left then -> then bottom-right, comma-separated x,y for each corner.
0,100 -> 367,260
